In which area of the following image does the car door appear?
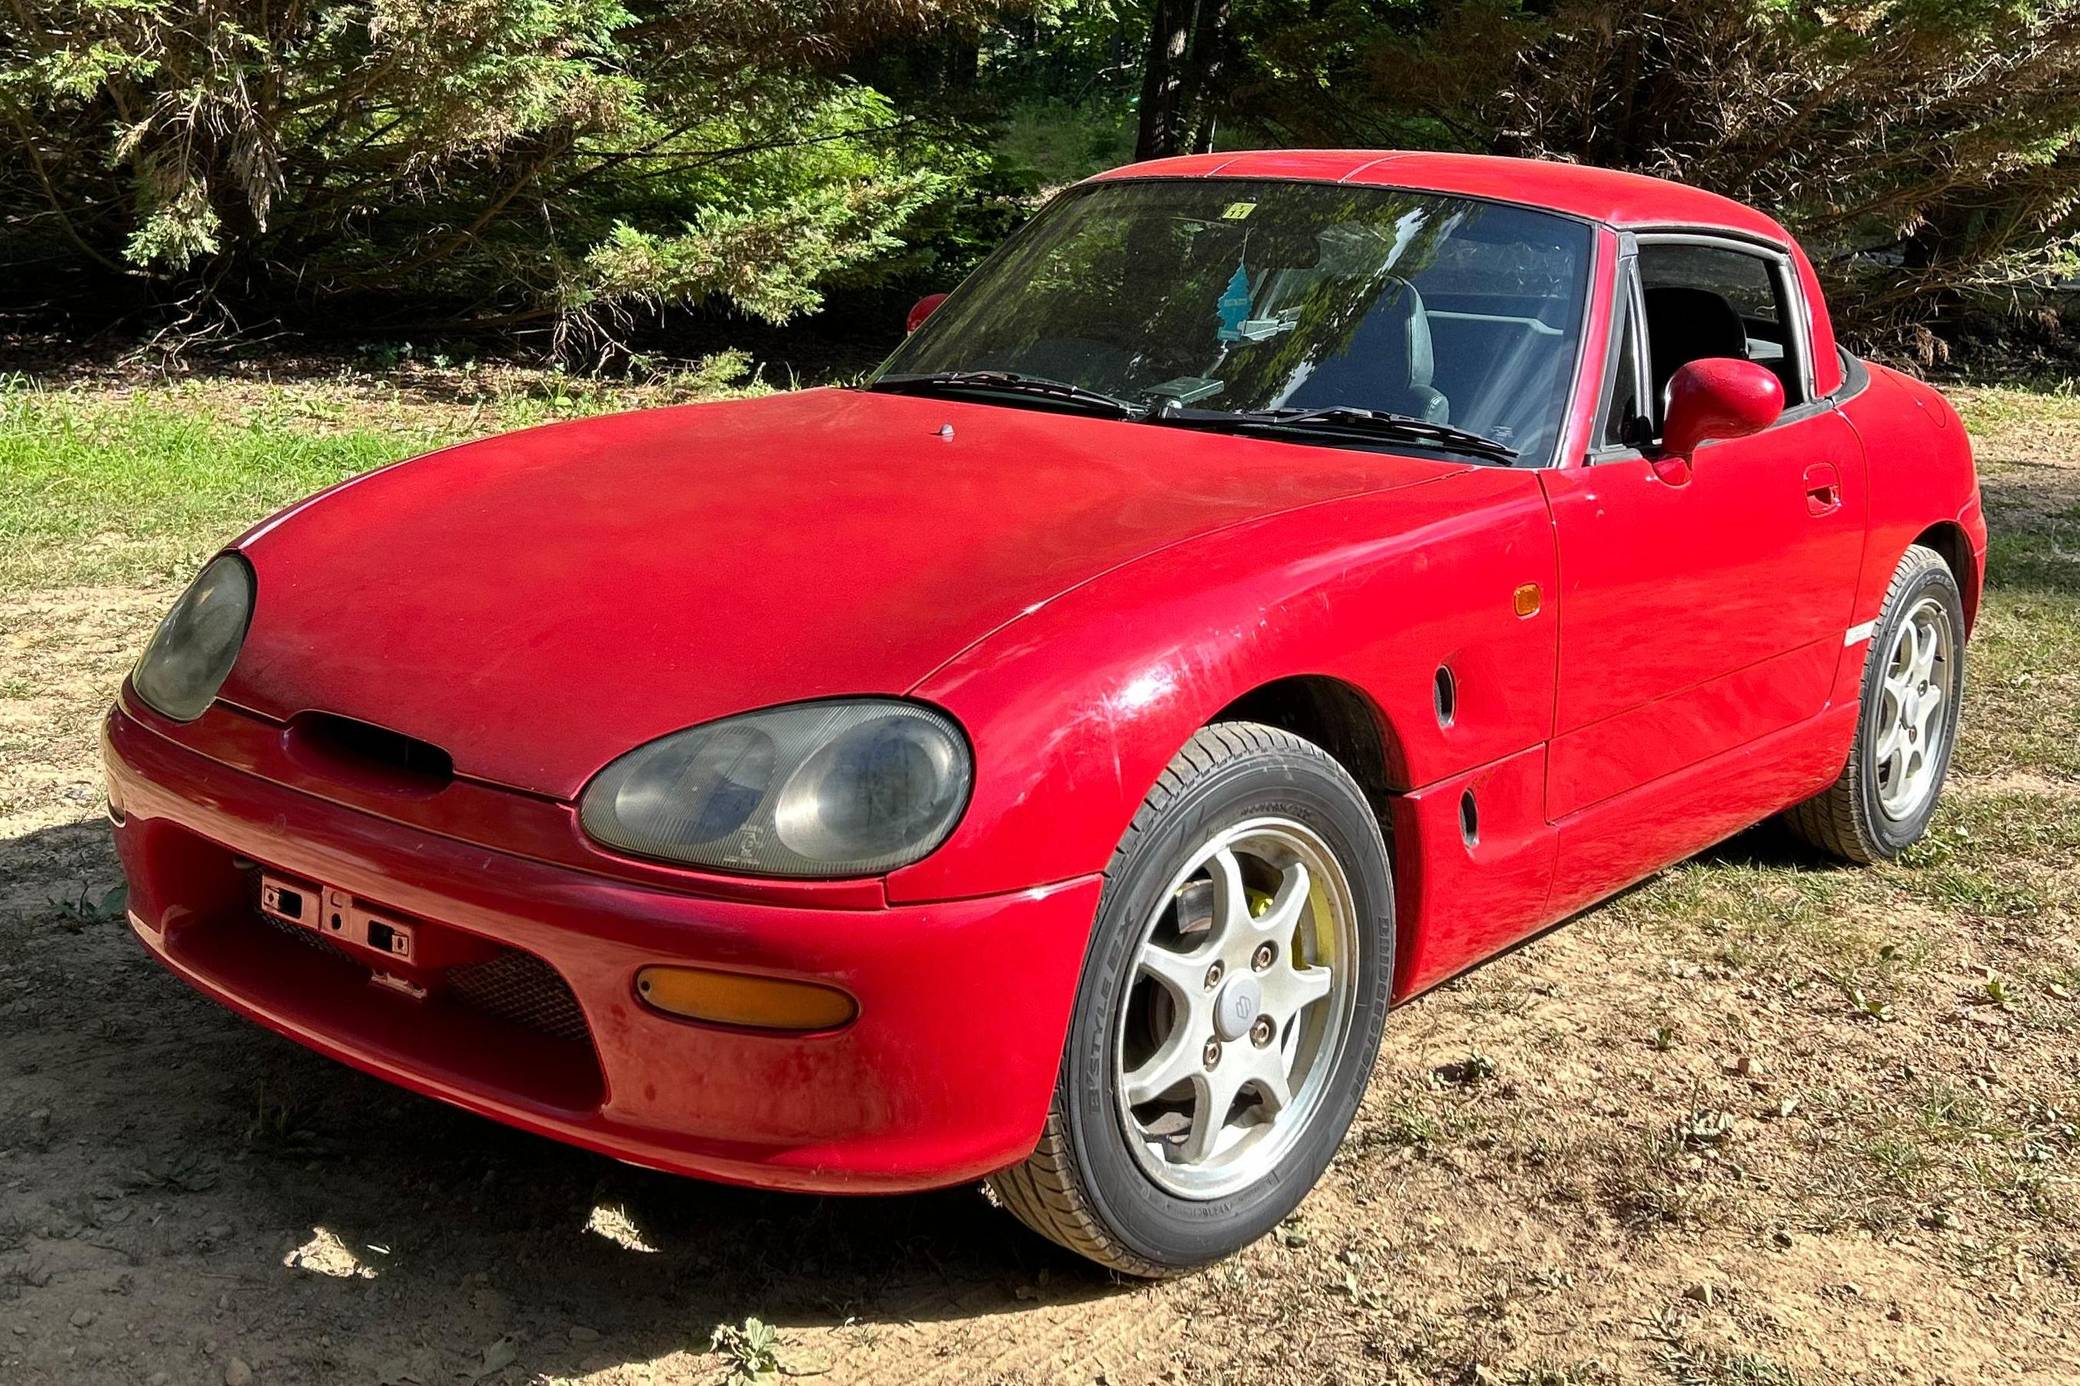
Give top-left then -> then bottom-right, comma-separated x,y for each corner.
1539,232 -> 1868,821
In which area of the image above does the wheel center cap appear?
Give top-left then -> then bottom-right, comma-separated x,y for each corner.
1213,975 -> 1262,1042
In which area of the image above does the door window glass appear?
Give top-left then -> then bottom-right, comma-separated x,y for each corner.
1638,243 -> 1805,419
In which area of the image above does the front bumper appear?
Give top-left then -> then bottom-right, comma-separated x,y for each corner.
103,703 -> 1099,1193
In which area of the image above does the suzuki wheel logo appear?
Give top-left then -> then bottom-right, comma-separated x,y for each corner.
1213,975 -> 1262,1042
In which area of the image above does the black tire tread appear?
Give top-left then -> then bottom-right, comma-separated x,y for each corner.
1783,544 -> 1952,863
984,721 -> 1369,1278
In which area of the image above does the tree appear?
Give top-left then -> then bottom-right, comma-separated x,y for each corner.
1228,0 -> 2080,351
1134,0 -> 1230,159
0,0 -> 1024,345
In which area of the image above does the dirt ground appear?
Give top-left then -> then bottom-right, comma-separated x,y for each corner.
2,383 -> 2077,1385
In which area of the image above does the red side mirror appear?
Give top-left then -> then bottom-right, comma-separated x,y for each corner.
906,293 -> 949,335
1662,358 -> 1785,458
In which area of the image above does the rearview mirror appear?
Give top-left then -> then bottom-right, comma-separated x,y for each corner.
906,292 -> 949,335
1662,358 -> 1785,458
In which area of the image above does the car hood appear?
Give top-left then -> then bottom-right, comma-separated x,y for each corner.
220,387 -> 1454,798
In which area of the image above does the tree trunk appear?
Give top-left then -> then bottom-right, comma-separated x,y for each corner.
1136,0 -> 1197,161
1134,0 -> 1233,159
1184,0 -> 1230,154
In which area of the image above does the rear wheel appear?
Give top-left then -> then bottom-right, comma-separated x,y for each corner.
1786,544 -> 1965,862
988,722 -> 1392,1276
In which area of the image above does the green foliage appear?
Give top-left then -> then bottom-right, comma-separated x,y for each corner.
1222,0 -> 2080,353
708,1316 -> 784,1385
49,881 -> 128,931
0,1 -> 1022,342
7,0 -> 2079,352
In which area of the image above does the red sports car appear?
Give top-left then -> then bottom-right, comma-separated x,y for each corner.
106,151 -> 1983,1275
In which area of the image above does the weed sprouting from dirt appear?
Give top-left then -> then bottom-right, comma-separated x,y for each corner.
708,1316 -> 785,1385
47,880 -> 126,930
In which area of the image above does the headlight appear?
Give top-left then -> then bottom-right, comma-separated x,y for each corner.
580,701 -> 972,877
131,555 -> 254,722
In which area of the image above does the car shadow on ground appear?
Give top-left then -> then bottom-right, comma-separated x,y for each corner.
0,817 -> 1119,1384
1693,814 -> 1852,872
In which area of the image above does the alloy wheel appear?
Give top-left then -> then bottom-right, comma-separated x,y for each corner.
1113,817 -> 1359,1199
1874,594 -> 1955,822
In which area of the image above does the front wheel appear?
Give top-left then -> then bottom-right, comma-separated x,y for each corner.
988,722 -> 1393,1276
1786,543 -> 1966,862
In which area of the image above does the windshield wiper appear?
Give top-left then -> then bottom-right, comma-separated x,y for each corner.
867,371 -> 1142,420
1156,405 -> 1521,465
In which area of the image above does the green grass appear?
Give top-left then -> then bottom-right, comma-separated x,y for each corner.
1960,544 -> 2080,783
1,370 -> 2075,1385
0,357 -> 761,587
0,387 -> 447,587
1954,380 -> 2080,435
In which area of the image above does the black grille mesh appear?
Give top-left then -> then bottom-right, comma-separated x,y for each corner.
256,908 -> 591,1049
261,910 -> 366,968
445,950 -> 593,1047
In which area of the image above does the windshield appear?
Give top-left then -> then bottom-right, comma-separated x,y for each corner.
873,179 -> 1595,464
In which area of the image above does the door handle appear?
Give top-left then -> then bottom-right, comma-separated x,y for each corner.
1803,462 -> 1842,516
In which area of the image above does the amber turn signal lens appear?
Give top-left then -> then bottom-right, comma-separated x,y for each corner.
634,966 -> 857,1032
1513,582 -> 1543,617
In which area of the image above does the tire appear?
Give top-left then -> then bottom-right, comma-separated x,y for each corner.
1785,544 -> 1966,862
987,722 -> 1393,1277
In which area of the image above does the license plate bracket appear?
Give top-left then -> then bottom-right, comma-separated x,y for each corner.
259,871 -> 416,963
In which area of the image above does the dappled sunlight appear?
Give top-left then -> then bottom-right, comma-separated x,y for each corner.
3,375 -> 2077,1379
583,1203 -> 660,1254
283,1226 -> 381,1280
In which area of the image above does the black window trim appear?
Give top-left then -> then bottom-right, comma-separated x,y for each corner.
1586,246 -> 1650,461
1833,346 -> 1871,405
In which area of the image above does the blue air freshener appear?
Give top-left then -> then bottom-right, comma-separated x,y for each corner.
1216,265 -> 1251,342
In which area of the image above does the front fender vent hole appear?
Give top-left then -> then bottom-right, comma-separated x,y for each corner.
1459,789 -> 1480,848
1433,665 -> 1458,729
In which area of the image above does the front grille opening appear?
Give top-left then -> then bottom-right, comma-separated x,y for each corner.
261,908 -> 360,963
258,908 -> 589,1047
175,857 -> 608,1113
287,712 -> 454,790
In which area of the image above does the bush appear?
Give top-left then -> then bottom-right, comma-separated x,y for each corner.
0,0 -> 1018,346
9,0 -> 2079,358
1233,0 -> 2080,355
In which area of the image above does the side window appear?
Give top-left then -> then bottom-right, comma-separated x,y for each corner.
1638,242 -> 1806,421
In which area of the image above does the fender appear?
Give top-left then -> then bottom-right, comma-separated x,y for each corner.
888,463 -> 1561,905
1837,363 -> 1987,648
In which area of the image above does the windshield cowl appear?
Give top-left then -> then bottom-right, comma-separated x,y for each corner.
1153,405 -> 1521,464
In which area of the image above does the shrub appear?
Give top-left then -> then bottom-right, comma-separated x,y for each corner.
1234,0 -> 2080,354
0,0 -> 1017,344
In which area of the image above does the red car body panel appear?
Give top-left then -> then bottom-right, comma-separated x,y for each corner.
219,387 -> 1443,802
106,152 -> 1985,1192
1541,405 -> 1870,819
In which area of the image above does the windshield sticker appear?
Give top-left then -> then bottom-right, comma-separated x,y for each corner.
1221,201 -> 1256,220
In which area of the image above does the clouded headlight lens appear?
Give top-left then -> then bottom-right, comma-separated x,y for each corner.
131,555 -> 254,722
579,701 -> 971,877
